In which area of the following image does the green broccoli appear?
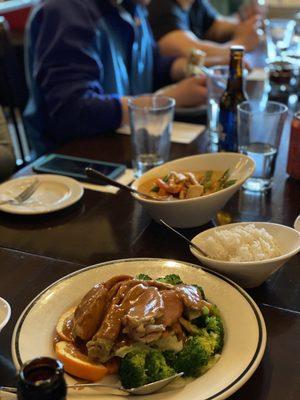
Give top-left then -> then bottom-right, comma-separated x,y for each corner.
163,350 -> 177,368
205,315 -> 224,335
119,350 -> 149,389
156,274 -> 183,285
136,273 -> 152,281
147,350 -> 176,383
192,304 -> 221,327
174,335 -> 214,377
163,328 -> 223,378
204,315 -> 224,352
191,314 -> 207,328
209,304 -> 221,317
119,348 -> 177,388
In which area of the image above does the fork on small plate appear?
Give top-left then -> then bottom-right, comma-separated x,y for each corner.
0,178 -> 40,206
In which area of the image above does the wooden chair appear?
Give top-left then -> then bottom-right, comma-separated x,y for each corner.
0,16 -> 31,167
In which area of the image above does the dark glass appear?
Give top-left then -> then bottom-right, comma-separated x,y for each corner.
269,61 -> 294,86
218,46 -> 246,152
17,357 -> 67,400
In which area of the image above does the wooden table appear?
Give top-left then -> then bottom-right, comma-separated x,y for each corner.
0,124 -> 299,399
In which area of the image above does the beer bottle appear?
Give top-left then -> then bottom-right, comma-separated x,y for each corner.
218,46 -> 246,152
17,357 -> 67,400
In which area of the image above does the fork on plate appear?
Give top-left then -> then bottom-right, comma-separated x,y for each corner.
0,178 -> 40,206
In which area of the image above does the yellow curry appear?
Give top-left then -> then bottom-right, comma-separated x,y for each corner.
138,170 -> 236,200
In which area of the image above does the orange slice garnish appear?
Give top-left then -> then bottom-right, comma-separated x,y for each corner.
56,307 -> 76,342
55,341 -> 108,381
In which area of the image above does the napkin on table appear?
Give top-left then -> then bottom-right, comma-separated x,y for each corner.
80,168 -> 134,194
117,121 -> 206,144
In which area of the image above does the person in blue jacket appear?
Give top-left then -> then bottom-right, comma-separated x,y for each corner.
24,0 -> 207,156
0,107 -> 15,181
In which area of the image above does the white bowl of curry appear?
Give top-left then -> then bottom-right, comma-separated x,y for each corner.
131,153 -> 255,228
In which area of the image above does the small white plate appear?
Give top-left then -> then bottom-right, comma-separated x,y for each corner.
12,258 -> 266,400
0,175 -> 84,215
0,297 -> 11,331
294,215 -> 300,232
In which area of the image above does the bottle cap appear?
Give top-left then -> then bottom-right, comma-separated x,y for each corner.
230,45 -> 245,52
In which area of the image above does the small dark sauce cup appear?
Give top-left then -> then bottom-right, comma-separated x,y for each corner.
17,357 -> 67,400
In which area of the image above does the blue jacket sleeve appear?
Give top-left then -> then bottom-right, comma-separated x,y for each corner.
152,43 -> 177,91
33,1 -> 122,142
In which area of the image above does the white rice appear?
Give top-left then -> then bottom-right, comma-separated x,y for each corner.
200,224 -> 281,262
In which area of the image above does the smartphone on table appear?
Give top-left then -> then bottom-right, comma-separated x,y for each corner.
32,154 -> 126,184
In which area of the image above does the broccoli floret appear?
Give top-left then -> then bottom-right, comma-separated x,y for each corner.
210,304 -> 221,317
191,314 -> 207,328
205,315 -> 223,335
163,350 -> 178,368
199,354 -> 221,375
156,274 -> 183,285
119,349 -> 176,388
204,315 -> 224,352
119,350 -> 149,388
136,273 -> 152,281
174,335 -> 214,377
147,350 -> 176,382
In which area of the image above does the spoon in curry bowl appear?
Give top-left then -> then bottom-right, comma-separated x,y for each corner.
0,372 -> 184,396
85,167 -> 163,201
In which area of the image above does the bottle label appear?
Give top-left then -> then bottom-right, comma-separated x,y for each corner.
218,109 -> 238,152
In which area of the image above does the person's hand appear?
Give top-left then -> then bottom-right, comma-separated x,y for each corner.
239,0 -> 266,21
232,15 -> 260,52
158,76 -> 207,108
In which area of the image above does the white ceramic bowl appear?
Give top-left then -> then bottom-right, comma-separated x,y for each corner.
131,153 -> 255,228
190,222 -> 300,288
0,297 -> 11,331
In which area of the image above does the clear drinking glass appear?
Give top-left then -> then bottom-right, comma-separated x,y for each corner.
265,19 -> 296,60
237,101 -> 288,192
245,67 -> 270,109
207,66 -> 229,145
207,66 -> 269,144
129,95 -> 175,177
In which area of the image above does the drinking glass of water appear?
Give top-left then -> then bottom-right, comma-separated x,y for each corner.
207,66 -> 228,145
265,19 -> 296,60
129,95 -> 175,177
237,101 -> 288,192
207,66 -> 269,146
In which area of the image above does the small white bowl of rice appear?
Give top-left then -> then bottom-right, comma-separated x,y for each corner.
190,222 -> 300,288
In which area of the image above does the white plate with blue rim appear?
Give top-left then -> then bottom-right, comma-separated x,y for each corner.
12,258 -> 266,400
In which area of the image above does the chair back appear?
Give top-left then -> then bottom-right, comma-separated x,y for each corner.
0,16 -> 31,166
